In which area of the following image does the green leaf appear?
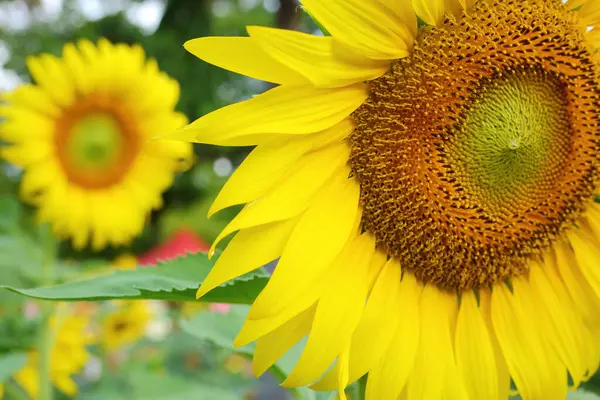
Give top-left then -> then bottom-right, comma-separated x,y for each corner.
81,369 -> 241,400
1,253 -> 269,304
0,196 -> 21,231
180,306 -> 334,400
568,391 -> 600,400
0,352 -> 27,382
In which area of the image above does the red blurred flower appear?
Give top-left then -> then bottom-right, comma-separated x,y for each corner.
138,229 -> 210,266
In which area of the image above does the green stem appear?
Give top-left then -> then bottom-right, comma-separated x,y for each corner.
38,227 -> 57,400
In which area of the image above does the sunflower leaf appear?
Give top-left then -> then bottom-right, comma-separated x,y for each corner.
0,253 -> 269,304
0,352 -> 28,382
180,306 -> 335,400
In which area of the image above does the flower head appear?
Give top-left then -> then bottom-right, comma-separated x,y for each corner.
101,300 -> 151,351
14,314 -> 92,398
0,39 -> 193,250
166,1 -> 600,399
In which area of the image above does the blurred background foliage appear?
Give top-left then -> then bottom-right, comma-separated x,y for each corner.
0,1 -> 325,399
0,0 -> 320,259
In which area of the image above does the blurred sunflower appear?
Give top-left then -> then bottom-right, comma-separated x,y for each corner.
101,300 -> 151,351
14,313 -> 92,398
0,39 -> 194,250
166,0 -> 600,399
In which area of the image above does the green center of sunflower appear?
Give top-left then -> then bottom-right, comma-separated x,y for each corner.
452,67 -> 571,216
67,114 -> 124,171
349,0 -> 600,291
54,94 -> 140,189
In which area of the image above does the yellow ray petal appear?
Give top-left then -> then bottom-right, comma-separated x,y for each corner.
252,305 -> 316,377
376,0 -> 418,39
282,233 -> 375,388
247,26 -> 390,88
247,166 -> 360,320
234,284 -> 321,347
184,37 -> 306,85
491,280 -> 567,400
458,0 -> 475,10
162,84 -> 366,145
479,289 -> 511,400
1,143 -> 52,167
406,284 -> 458,400
26,54 -> 75,107
0,107 -> 54,143
337,344 -> 351,400
62,42 -> 93,95
311,259 -> 402,391
552,238 -> 600,324
455,291 -> 498,400
568,229 -> 600,302
581,1 -> 600,25
531,260 -> 587,387
3,84 -> 60,117
197,217 -> 298,298
300,0 -> 415,60
444,0 -> 463,18
209,142 -> 350,254
411,0 -> 445,26
208,119 -> 353,217
364,272 -> 421,400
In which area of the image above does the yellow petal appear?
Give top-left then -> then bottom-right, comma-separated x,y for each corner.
364,272 -> 421,400
3,84 -> 60,117
491,280 -> 567,400
62,42 -> 93,95
163,84 -> 367,145
479,289 -> 511,400
337,344 -> 351,400
301,0 -> 415,60
311,259 -> 402,391
553,238 -> 600,324
26,54 -> 74,107
282,233 -> 375,387
209,142 -> 350,254
376,0 -> 418,39
411,0 -> 445,26
406,283 -> 458,400
252,305 -> 316,376
455,291 -> 498,400
568,228 -> 600,301
444,0 -> 465,18
458,0 -> 476,11
184,37 -> 306,85
197,218 -> 298,298
581,0 -> 600,25
0,107 -> 54,143
247,26 -> 389,88
234,285 -> 321,347
1,143 -> 52,166
248,166 -> 360,320
530,260 -> 587,387
208,119 -> 353,217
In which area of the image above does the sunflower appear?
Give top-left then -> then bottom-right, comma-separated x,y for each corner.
14,313 -> 92,398
165,0 -> 600,399
0,39 -> 193,250
101,300 -> 152,351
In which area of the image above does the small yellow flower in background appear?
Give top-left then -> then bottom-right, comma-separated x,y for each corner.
112,253 -> 138,270
164,0 -> 600,399
101,300 -> 151,351
0,39 -> 194,250
14,314 -> 92,398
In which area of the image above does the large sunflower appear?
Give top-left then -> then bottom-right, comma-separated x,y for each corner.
167,0 -> 600,399
0,39 -> 193,250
